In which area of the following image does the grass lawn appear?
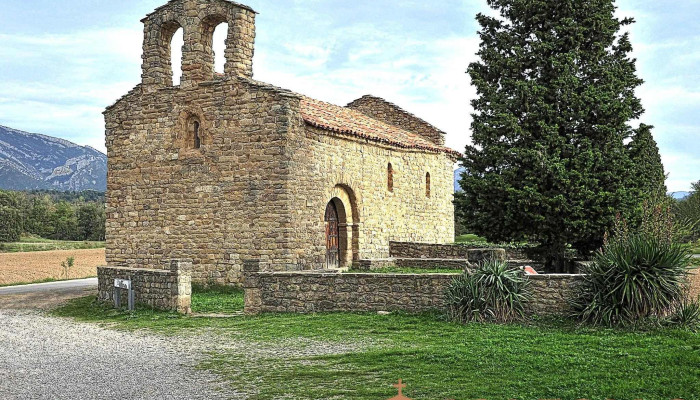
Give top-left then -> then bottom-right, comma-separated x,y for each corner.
52,289 -> 700,400
0,236 -> 104,253
190,284 -> 245,314
346,267 -> 461,274
454,233 -> 488,243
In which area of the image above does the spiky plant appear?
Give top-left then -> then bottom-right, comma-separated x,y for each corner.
446,260 -> 531,323
572,234 -> 691,326
666,297 -> 700,331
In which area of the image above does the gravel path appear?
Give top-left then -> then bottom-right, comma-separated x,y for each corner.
0,310 -> 239,400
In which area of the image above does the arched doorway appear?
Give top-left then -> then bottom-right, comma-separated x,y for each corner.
325,185 -> 359,268
325,201 -> 340,268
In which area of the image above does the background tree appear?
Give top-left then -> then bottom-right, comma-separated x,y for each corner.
628,123 -> 667,203
25,195 -> 54,238
673,181 -> 700,242
49,201 -> 79,241
0,190 -> 23,242
77,203 -> 106,241
458,0 -> 649,271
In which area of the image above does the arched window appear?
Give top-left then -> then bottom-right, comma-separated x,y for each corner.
193,121 -> 201,149
387,163 -> 394,192
185,115 -> 202,150
212,22 -> 229,74
425,172 -> 431,198
170,27 -> 184,86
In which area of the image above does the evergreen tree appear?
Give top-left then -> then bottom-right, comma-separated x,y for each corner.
628,123 -> 667,202
458,0 -> 646,271
0,190 -> 23,242
77,203 -> 106,241
50,201 -> 79,241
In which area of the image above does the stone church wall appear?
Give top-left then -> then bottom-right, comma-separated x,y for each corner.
104,79 -> 302,285
286,124 -> 456,269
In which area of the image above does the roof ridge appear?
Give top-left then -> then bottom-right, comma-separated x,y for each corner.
347,95 -> 447,136
300,96 -> 460,158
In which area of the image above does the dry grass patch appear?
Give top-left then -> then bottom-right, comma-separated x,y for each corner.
0,248 -> 105,285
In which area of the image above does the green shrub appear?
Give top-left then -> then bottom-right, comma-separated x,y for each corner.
572,234 -> 691,326
666,297 -> 700,331
446,260 -> 531,323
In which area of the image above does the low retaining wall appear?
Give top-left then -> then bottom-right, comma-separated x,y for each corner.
389,242 -> 506,262
395,258 -> 467,270
527,274 -> 584,315
97,259 -> 192,313
357,258 -> 469,271
243,260 -> 583,316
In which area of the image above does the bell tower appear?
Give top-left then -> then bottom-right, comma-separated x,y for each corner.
139,0 -> 256,92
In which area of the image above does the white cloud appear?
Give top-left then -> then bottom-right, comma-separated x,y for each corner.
0,28 -> 144,152
256,35 -> 480,154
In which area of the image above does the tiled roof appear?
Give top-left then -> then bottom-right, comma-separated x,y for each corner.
300,97 -> 461,157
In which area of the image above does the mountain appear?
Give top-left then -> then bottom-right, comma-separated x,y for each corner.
454,167 -> 465,192
0,125 -> 106,192
670,191 -> 691,200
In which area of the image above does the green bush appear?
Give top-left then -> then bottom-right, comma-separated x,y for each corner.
666,297 -> 700,331
571,234 -> 691,326
446,260 -> 531,323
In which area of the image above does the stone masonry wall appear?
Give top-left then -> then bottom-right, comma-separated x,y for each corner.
347,95 -> 446,146
389,242 -> 506,262
243,261 -> 584,316
97,259 -> 192,313
527,274 -> 584,316
244,271 -> 455,314
286,127 -> 456,268
105,78 -> 301,285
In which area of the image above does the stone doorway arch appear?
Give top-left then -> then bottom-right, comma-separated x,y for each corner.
324,200 -> 340,268
326,185 -> 360,268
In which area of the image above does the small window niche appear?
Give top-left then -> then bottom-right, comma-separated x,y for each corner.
387,163 -> 394,192
426,172 -> 431,198
186,115 -> 203,150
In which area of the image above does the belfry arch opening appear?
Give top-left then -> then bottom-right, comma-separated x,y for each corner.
201,15 -> 229,79
212,22 -> 229,74
170,26 -> 184,86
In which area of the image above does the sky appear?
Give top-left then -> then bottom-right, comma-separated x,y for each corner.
0,0 -> 697,192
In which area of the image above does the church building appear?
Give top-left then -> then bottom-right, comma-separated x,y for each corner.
103,0 -> 459,284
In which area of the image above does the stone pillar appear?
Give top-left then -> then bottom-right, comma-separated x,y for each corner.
242,259 -> 261,315
224,9 -> 256,79
171,259 -> 193,314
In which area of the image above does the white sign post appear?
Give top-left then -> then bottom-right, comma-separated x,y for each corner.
114,278 -> 134,311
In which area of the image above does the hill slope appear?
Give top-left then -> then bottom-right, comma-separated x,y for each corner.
0,125 -> 106,191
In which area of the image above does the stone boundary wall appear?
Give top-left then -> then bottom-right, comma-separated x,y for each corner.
389,241 -> 506,262
356,258 -> 468,271
243,260 -> 583,316
97,259 -> 192,313
527,274 -> 584,315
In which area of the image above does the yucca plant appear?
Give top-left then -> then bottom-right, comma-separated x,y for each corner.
666,296 -> 700,331
446,260 -> 531,323
571,234 -> 691,326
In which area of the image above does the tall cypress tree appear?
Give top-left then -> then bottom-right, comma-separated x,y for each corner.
628,123 -> 667,202
457,0 -> 646,271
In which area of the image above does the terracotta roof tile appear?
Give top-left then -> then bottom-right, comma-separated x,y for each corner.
300,97 -> 461,157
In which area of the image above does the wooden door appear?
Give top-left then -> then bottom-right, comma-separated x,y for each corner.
325,201 -> 339,268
